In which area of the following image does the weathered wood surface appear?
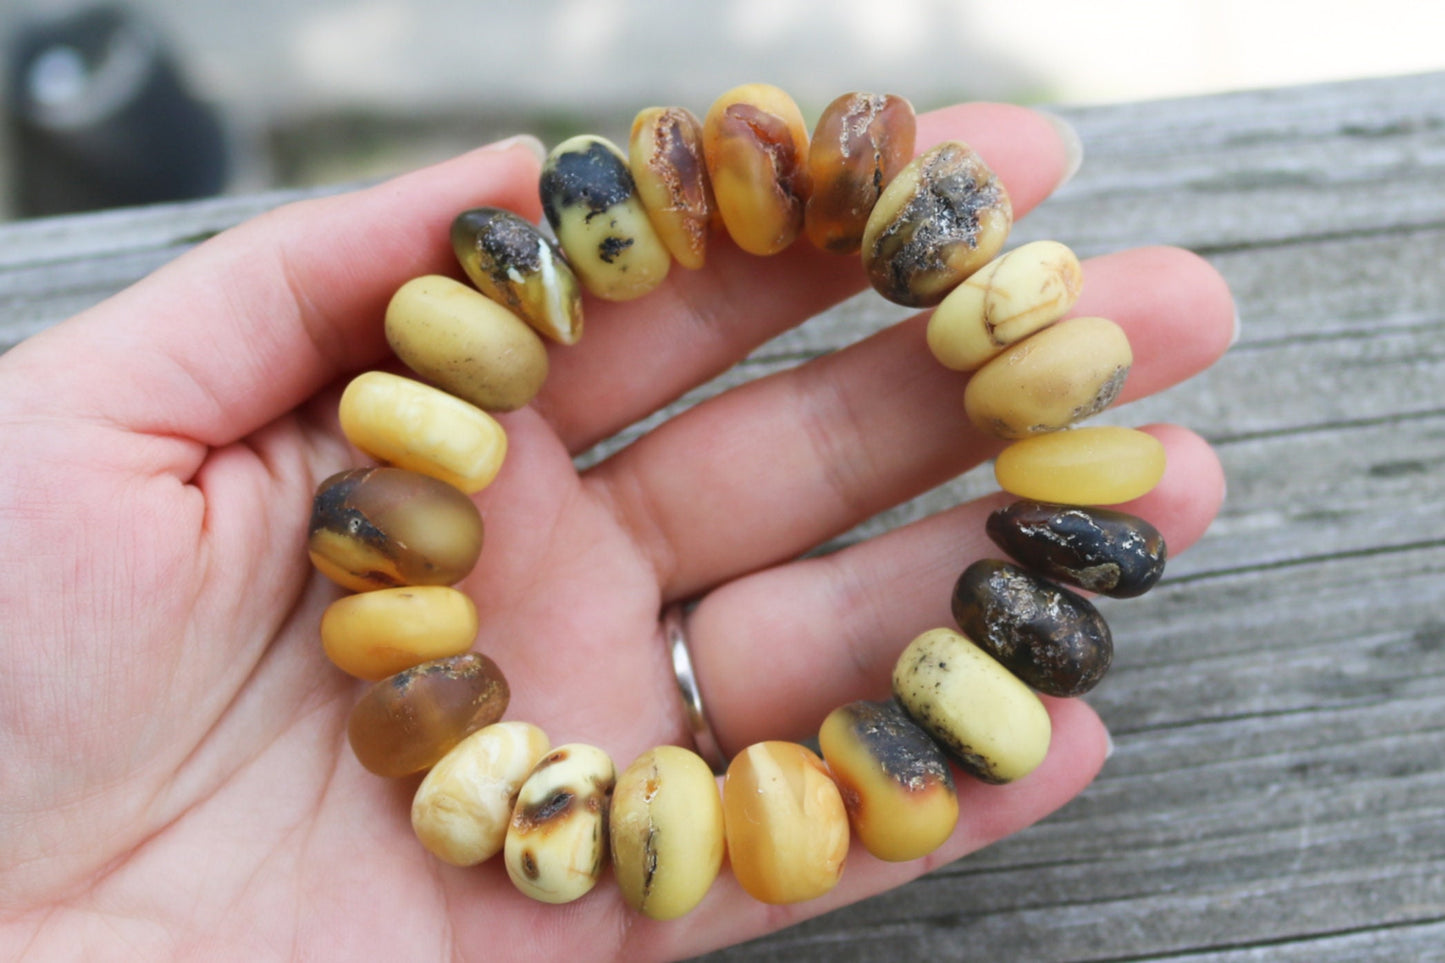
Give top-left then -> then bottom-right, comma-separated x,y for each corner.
3,72 -> 1444,961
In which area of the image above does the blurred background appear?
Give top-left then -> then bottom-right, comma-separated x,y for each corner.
2,0 -> 1443,219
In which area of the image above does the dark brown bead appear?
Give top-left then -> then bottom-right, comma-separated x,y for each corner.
951,559 -> 1112,697
986,500 -> 1167,598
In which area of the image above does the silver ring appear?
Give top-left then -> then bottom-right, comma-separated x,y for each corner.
664,602 -> 728,774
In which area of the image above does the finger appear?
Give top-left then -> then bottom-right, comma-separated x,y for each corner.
536,102 -> 1079,453
590,246 -> 1234,599
687,424 -> 1224,753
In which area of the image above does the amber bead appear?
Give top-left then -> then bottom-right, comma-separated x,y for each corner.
504,743 -> 616,904
307,467 -> 483,593
347,653 -> 509,778
951,560 -> 1113,697
804,92 -> 916,254
629,106 -> 716,270
321,585 -> 478,680
703,83 -> 811,256
994,426 -> 1166,506
986,500 -> 1167,598
451,207 -> 583,345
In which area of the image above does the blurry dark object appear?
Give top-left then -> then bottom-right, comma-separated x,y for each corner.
4,4 -> 229,216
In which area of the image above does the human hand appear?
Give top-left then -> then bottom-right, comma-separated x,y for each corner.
0,102 -> 1232,960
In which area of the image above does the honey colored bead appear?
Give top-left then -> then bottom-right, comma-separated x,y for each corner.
307,467 -> 483,593
703,83 -> 811,256
804,92 -> 916,254
385,274 -> 548,413
338,371 -> 507,495
951,560 -> 1113,697
964,316 -> 1133,440
451,207 -> 583,345
723,741 -> 848,904
411,721 -> 551,866
986,500 -> 1167,598
818,700 -> 958,862
347,653 -> 509,778
629,106 -> 715,270
994,426 -> 1167,506
893,628 -> 1051,784
505,743 -> 616,904
927,240 -> 1084,371
610,746 -> 725,920
321,586 -> 478,680
861,141 -> 1012,307
540,135 -> 671,301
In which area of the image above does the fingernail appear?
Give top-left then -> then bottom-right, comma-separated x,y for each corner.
487,133 -> 548,166
1038,110 -> 1084,189
1229,304 -> 1242,347
1103,727 -> 1116,760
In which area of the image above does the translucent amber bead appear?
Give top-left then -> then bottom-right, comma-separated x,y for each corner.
804,92 -> 916,254
451,207 -> 583,345
703,83 -> 811,256
986,500 -> 1167,598
723,741 -> 848,904
321,585 -> 478,680
994,426 -> 1167,506
347,653 -> 509,778
505,743 -> 616,904
629,106 -> 715,270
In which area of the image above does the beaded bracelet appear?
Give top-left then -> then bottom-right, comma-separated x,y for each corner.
306,85 -> 1173,918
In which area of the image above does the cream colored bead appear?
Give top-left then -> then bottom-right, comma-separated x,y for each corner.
964,316 -> 1133,440
338,371 -> 507,494
892,628 -> 1052,784
504,743 -> 616,904
610,746 -> 725,920
321,585 -> 478,680
722,741 -> 849,904
411,721 -> 551,866
927,240 -> 1084,371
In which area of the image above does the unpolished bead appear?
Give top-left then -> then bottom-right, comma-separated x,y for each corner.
986,500 -> 1167,598
994,426 -> 1166,506
321,585 -> 478,680
610,745 -> 725,920
308,466 -> 483,593
861,141 -> 1012,307
338,371 -> 507,494
964,316 -> 1133,439
629,106 -> 715,270
385,274 -> 548,413
347,653 -> 509,778
818,700 -> 958,862
703,83 -> 811,256
951,560 -> 1113,697
505,743 -> 616,904
928,240 -> 1084,371
540,135 -> 671,301
451,207 -> 583,345
893,627 -> 1051,784
804,92 -> 916,254
723,741 -> 849,904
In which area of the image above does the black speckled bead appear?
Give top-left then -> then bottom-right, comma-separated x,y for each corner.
951,559 -> 1112,697
986,500 -> 1167,598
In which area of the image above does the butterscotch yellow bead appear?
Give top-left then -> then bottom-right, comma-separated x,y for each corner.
703,83 -> 811,256
995,426 -> 1167,506
629,106 -> 715,270
964,316 -> 1133,440
504,743 -> 616,904
723,741 -> 848,904
320,586 -> 478,680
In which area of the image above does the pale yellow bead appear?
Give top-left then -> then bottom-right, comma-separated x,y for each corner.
994,426 -> 1167,506
610,746 -> 725,919
411,721 -> 551,866
321,585 -> 478,680
504,743 -> 616,904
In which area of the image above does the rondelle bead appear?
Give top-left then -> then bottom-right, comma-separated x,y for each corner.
927,240 -> 1084,371
723,741 -> 849,904
986,500 -> 1168,598
803,92 -> 916,254
628,106 -> 716,270
385,274 -> 549,413
951,560 -> 1113,697
321,585 -> 478,680
539,134 -> 672,301
347,653 -> 510,778
610,745 -> 725,920
861,140 -> 1012,307
307,466 -> 484,593
892,627 -> 1051,784
818,699 -> 958,862
338,371 -> 507,495
702,82 -> 811,256
451,207 -> 583,345
994,426 -> 1167,506
504,743 -> 617,904
411,721 -> 551,866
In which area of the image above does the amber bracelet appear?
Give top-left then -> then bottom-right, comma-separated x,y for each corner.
306,85 -> 1173,918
